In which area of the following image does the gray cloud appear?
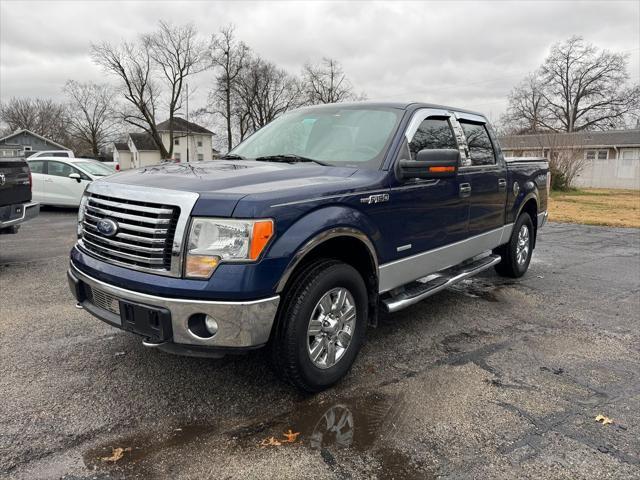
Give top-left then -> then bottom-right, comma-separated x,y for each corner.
1,0 -> 638,124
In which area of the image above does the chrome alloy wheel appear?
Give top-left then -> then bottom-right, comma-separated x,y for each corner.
307,287 -> 356,369
516,224 -> 530,266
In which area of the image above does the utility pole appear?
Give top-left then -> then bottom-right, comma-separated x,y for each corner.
186,83 -> 190,163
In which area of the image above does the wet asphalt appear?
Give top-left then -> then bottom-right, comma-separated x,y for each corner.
1,209 -> 639,479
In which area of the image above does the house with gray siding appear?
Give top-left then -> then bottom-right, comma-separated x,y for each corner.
500,129 -> 640,189
0,129 -> 70,156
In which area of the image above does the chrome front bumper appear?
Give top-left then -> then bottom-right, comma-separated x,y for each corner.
68,263 -> 280,352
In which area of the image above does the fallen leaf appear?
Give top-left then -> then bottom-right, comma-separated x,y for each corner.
259,436 -> 282,447
100,447 -> 131,462
595,414 -> 613,426
282,429 -> 300,443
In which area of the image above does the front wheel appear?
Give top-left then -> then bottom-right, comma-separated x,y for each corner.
269,259 -> 368,392
494,213 -> 534,278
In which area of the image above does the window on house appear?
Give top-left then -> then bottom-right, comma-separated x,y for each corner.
197,153 -> 204,161
197,139 -> 203,147
174,152 -> 181,161
459,121 -> 496,166
174,138 -> 180,146
585,149 -> 608,160
618,149 -> 639,179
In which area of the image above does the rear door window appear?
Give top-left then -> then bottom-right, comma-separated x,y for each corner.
28,160 -> 46,174
459,121 -> 495,166
408,118 -> 458,160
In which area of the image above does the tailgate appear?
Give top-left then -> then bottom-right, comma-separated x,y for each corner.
0,159 -> 31,207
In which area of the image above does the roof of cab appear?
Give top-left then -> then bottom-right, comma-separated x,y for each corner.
298,100 -> 486,118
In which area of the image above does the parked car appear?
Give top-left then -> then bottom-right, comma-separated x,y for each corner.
0,153 -> 39,234
67,102 -> 549,392
28,157 -> 115,207
28,150 -> 75,159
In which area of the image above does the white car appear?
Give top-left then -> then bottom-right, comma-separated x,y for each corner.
27,157 -> 115,207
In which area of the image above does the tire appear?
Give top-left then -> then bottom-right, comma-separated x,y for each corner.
269,259 -> 368,392
494,212 -> 534,278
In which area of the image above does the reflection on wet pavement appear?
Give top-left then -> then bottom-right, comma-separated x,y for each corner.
85,392 -> 433,479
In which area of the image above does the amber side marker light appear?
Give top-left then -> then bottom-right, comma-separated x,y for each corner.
428,166 -> 456,173
249,220 -> 274,260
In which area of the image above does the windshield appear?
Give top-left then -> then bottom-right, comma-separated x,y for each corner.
73,161 -> 114,176
231,106 -> 402,169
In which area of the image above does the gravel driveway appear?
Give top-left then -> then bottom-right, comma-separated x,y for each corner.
1,210 -> 639,479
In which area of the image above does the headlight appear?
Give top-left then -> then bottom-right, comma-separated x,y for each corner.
185,218 -> 274,279
77,194 -> 89,238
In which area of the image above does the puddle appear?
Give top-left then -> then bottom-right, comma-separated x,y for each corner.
84,392 -> 433,479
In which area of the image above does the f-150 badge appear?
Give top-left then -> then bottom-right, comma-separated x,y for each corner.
360,193 -> 390,204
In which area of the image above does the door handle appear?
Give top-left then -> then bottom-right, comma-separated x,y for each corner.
498,178 -> 507,190
459,183 -> 472,198
44,178 -> 54,183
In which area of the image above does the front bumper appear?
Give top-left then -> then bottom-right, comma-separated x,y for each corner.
0,202 -> 39,228
67,262 -> 280,354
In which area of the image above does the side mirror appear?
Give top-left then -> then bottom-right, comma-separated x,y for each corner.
398,148 -> 460,180
68,173 -> 82,183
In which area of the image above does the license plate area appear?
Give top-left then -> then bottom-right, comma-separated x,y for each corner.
120,300 -> 172,342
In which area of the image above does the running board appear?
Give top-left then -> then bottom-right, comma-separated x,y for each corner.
382,254 -> 501,313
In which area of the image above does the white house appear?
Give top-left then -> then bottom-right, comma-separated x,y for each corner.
500,129 -> 640,189
112,118 -> 215,169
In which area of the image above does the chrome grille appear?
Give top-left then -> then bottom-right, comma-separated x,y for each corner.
85,285 -> 121,315
79,192 -> 180,272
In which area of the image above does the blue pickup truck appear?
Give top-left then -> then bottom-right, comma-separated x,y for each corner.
68,102 -> 549,391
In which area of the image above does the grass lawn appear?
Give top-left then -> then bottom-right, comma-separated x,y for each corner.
549,188 -> 640,228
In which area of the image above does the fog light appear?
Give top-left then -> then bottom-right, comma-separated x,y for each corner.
204,315 -> 218,335
187,313 -> 218,339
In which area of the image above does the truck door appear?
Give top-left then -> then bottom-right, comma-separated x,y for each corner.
455,115 -> 507,237
378,109 -> 470,291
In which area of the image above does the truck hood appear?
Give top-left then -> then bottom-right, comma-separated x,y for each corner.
100,160 -> 361,216
106,160 -> 358,193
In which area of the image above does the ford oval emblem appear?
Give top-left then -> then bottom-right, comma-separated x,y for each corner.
96,218 -> 119,237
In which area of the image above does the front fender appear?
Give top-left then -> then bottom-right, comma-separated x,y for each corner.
266,205 -> 381,292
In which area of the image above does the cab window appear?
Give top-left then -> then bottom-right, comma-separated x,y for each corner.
459,121 -> 495,166
408,118 -> 457,160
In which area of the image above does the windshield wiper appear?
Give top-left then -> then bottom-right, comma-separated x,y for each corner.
255,154 -> 330,166
220,153 -> 246,160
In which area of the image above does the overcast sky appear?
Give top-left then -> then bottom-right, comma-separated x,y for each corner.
1,0 -> 639,125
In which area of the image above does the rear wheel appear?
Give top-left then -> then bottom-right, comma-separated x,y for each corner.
494,212 -> 534,278
269,259 -> 368,392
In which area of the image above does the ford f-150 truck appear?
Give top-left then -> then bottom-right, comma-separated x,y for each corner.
67,102 -> 549,392
0,152 -> 40,234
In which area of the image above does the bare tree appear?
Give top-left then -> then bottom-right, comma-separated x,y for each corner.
64,81 -> 121,156
0,97 -> 69,145
145,21 -> 206,157
91,39 -> 168,157
303,58 -> 362,104
91,22 -> 206,159
501,73 -> 549,134
207,25 -> 250,150
235,57 -> 305,133
504,37 -> 639,133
